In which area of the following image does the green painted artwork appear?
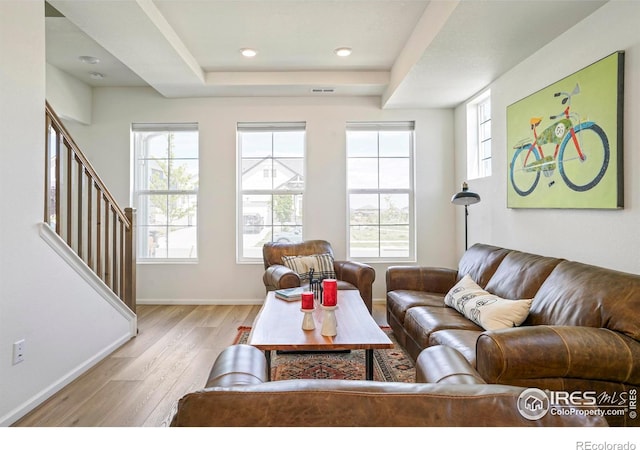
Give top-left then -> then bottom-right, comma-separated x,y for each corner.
507,51 -> 624,209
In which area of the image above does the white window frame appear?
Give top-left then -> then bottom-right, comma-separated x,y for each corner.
346,121 -> 416,263
466,90 -> 492,179
237,122 -> 306,263
132,123 -> 199,263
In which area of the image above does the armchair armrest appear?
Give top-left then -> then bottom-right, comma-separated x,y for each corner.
386,266 -> 458,294
263,264 -> 301,291
334,260 -> 375,312
477,325 -> 640,385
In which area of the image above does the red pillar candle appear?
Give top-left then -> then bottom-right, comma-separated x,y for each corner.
322,279 -> 338,306
301,291 -> 315,310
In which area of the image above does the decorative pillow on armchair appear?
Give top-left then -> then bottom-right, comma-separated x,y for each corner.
282,253 -> 336,281
444,275 -> 533,331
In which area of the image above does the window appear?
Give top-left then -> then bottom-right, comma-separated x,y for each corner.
467,90 -> 492,179
346,122 -> 415,261
132,123 -> 199,261
237,122 -> 305,261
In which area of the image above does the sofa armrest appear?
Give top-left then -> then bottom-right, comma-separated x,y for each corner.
171,344 -> 269,426
263,264 -> 301,290
416,345 -> 486,384
334,260 -> 375,312
205,344 -> 269,388
477,325 -> 640,385
386,266 -> 458,293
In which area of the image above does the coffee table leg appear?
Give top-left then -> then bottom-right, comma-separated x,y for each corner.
264,350 -> 271,381
365,349 -> 373,380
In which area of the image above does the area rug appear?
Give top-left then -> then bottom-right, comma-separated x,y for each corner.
233,326 -> 415,383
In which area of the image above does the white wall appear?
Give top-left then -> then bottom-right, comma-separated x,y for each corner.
0,1 -> 135,426
46,63 -> 92,124
455,0 -> 640,274
65,90 -> 457,303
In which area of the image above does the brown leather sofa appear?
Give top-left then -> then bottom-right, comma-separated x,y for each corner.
386,243 -> 640,426
263,239 -> 376,312
170,343 -> 606,427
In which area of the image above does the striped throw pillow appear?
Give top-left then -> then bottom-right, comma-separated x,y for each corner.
282,253 -> 336,281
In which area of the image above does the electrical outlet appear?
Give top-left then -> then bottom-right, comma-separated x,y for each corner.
13,339 -> 25,365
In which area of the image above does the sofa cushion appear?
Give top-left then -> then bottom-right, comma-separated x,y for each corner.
387,290 -> 446,324
484,250 -> 563,300
282,253 -> 336,281
528,260 -> 640,340
445,275 -> 533,331
457,244 -> 510,288
404,306 -> 483,349
263,239 -> 334,269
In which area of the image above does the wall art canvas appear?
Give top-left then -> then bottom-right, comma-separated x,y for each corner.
507,51 -> 624,209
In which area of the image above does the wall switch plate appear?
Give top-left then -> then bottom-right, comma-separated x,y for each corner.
13,339 -> 25,365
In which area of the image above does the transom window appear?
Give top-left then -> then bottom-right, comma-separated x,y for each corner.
237,122 -> 306,261
346,122 -> 415,261
132,123 -> 199,261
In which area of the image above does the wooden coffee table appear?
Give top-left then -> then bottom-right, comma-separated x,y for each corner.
248,290 -> 393,380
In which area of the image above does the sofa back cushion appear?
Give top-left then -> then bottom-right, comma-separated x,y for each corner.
484,250 -> 563,300
457,244 -> 510,288
527,260 -> 640,341
263,240 -> 334,269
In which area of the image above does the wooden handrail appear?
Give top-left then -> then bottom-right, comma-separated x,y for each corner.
44,101 -> 136,313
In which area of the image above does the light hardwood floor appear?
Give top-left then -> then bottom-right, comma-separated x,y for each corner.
13,302 -> 388,427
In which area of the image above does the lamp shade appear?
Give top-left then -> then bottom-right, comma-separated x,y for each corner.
451,182 -> 481,206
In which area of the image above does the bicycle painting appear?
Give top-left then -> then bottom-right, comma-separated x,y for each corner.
506,51 -> 624,209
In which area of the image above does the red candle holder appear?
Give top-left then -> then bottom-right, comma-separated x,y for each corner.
301,308 -> 315,330
320,304 -> 337,336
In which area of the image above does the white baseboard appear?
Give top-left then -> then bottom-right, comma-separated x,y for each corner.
0,332 -> 132,427
137,298 -> 387,305
136,298 -> 263,305
136,298 -> 264,305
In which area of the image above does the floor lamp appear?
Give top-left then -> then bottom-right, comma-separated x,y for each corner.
451,182 -> 481,250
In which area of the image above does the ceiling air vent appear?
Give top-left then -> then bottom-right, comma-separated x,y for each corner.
311,88 -> 335,94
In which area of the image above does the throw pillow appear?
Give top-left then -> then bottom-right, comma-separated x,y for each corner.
282,253 -> 336,281
444,275 -> 533,331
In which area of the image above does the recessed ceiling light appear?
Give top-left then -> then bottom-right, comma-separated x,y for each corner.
89,72 -> 104,80
334,47 -> 352,57
79,55 -> 100,65
240,48 -> 257,58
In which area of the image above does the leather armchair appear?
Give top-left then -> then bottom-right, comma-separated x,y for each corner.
262,239 -> 375,313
